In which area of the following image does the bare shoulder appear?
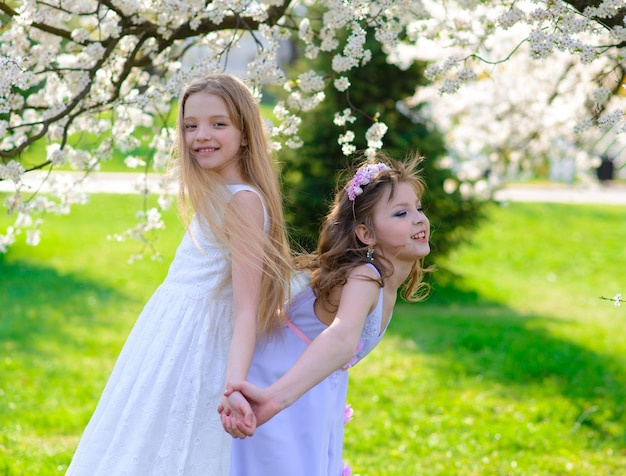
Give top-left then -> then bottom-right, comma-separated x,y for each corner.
345,263 -> 381,288
233,190 -> 263,214
230,189 -> 264,224
339,264 -> 381,316
231,188 -> 263,209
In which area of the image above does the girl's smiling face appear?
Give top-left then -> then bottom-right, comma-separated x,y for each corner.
371,181 -> 430,262
183,92 -> 245,183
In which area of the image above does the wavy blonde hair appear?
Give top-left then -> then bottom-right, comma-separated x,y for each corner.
174,73 -> 292,337
296,152 -> 433,310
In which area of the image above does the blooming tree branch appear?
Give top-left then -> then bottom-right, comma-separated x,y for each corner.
0,0 -> 624,256
600,293 -> 624,307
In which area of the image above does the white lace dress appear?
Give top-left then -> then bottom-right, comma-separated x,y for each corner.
67,185 -> 267,476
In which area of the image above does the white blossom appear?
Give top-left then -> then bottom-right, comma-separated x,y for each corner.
299,18 -> 314,43
598,109 -> 624,131
498,7 -> 526,29
0,160 -> 25,183
286,136 -> 304,149
0,227 -> 16,253
338,131 -> 355,144
342,143 -> 357,155
26,229 -> 41,246
529,29 -> 553,59
297,71 -> 326,93
1,0 -> 625,254
333,109 -> 357,126
125,156 -> 146,169
304,44 -> 320,59
319,26 -> 339,52
46,144 -> 66,166
365,122 -> 389,150
334,76 -> 351,92
591,87 -> 611,106
574,118 -> 593,135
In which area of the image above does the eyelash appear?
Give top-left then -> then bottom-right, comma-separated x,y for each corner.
395,207 -> 423,217
183,123 -> 226,130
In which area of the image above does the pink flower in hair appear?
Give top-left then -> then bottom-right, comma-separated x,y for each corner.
345,163 -> 391,201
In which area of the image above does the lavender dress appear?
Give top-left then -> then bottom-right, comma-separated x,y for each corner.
231,264 -> 390,476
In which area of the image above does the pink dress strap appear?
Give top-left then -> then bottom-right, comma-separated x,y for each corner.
287,318 -> 360,371
286,319 -> 311,344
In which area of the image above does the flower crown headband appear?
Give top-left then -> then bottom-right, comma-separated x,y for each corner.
345,163 -> 392,201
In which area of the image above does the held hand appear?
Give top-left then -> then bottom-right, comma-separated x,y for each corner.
218,390 -> 256,438
225,381 -> 282,427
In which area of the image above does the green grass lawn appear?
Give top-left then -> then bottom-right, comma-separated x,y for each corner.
1,197 -> 625,475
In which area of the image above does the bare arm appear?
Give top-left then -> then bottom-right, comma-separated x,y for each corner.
220,190 -> 266,435
227,265 -> 381,426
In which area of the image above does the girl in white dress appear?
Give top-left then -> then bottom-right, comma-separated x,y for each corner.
66,73 -> 292,475
222,155 -> 433,475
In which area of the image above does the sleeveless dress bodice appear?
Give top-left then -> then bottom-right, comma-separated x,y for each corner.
67,184 -> 267,476
231,264 -> 391,476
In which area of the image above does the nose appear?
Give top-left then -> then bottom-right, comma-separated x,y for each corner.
196,124 -> 211,141
413,209 -> 426,224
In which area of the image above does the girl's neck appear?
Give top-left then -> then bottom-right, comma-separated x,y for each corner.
385,260 -> 413,292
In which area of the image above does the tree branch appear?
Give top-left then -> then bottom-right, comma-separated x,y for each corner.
0,1 -> 74,40
562,0 -> 626,39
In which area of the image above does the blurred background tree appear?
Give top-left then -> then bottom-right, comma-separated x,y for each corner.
278,32 -> 484,262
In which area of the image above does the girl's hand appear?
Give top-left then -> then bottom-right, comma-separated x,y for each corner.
218,390 -> 256,438
224,382 -> 283,426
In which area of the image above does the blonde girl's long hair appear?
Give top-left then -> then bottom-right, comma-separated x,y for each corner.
174,73 -> 292,337
297,152 -> 433,310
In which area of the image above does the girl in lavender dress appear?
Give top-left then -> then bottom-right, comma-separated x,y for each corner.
222,154 -> 433,475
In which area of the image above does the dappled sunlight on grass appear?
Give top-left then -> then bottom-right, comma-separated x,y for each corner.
1,194 -> 180,474
343,202 -> 626,475
1,197 -> 625,474
347,307 -> 626,474
1,261 -> 143,475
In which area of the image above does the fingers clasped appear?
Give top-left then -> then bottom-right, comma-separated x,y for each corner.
218,389 -> 256,439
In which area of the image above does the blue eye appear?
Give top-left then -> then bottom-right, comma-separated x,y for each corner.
184,124 -> 196,130
394,211 -> 407,217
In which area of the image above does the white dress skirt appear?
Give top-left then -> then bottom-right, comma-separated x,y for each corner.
67,185 -> 267,476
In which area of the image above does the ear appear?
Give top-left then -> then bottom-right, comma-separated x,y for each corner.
355,224 -> 375,247
241,137 -> 248,147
